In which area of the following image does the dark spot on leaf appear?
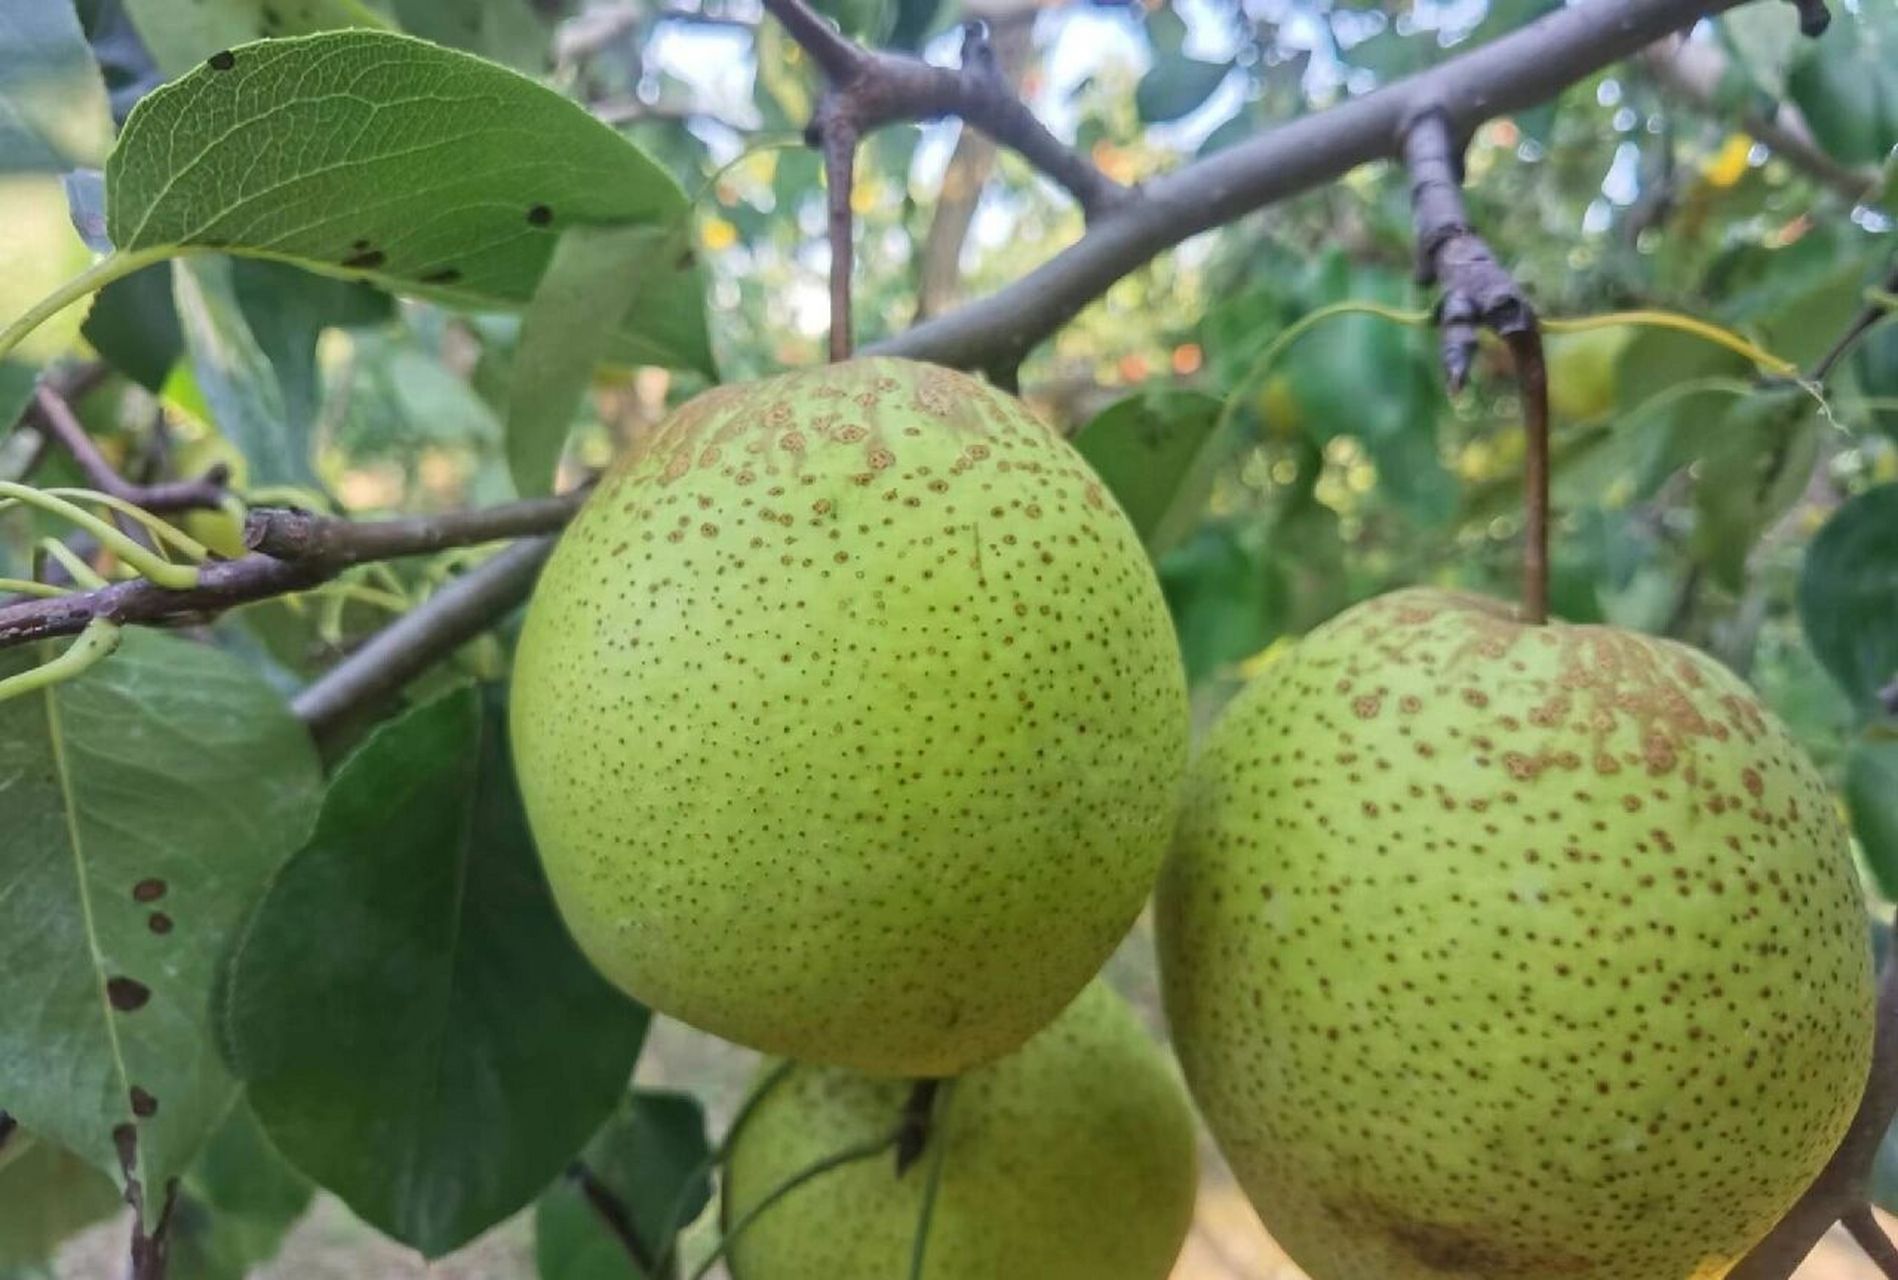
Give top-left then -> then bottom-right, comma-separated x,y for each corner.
342,248 -> 386,270
208,50 -> 236,71
129,1087 -> 158,1118
112,1123 -> 137,1176
420,267 -> 462,285
352,238 -> 371,251
106,977 -> 151,1012
675,249 -> 698,270
132,878 -> 166,903
148,912 -> 174,936
527,204 -> 553,226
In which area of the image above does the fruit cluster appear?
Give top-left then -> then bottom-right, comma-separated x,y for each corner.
511,358 -> 1874,1280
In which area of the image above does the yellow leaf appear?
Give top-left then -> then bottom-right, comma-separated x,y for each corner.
1703,133 -> 1754,188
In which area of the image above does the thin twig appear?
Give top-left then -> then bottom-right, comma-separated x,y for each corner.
1844,1206 -> 1898,1280
894,1078 -> 942,1176
569,1160 -> 658,1274
244,490 -> 583,564
906,1080 -> 957,1280
760,1 -> 1127,218
1729,921 -> 1898,1279
687,1126 -> 905,1280
31,386 -> 228,515
1398,106 -> 1547,622
1401,107 -> 1537,390
1809,264 -> 1898,384
872,0 -> 1764,372
291,536 -> 556,737
0,493 -> 578,651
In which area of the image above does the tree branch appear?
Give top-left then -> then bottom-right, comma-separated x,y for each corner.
1400,108 -> 1537,390
869,0 -> 1767,372
290,536 -> 555,737
1729,922 -> 1898,1280
0,493 -> 579,650
30,385 -> 229,515
760,0 -> 1128,218
1399,107 -> 1547,622
915,9 -> 1035,320
1639,36 -> 1880,205
1809,263 -> 1898,384
244,491 -> 582,564
1844,1206 -> 1898,1280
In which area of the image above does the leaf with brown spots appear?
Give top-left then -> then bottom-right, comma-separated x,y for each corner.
0,629 -> 322,1222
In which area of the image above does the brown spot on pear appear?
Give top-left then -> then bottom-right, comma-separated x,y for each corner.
723,982 -> 1198,1280
1157,587 -> 1874,1280
510,358 -> 1187,1076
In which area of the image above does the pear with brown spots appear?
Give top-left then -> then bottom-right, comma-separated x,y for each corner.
511,358 -> 1188,1077
1157,588 -> 1874,1280
721,981 -> 1198,1280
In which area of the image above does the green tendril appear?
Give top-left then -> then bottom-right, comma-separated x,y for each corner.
41,489 -> 213,563
0,483 -> 201,589
0,620 -> 124,707
36,539 -> 109,589
0,577 -> 71,599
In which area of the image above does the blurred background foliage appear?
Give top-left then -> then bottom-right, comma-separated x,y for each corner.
3,0 -> 1898,1273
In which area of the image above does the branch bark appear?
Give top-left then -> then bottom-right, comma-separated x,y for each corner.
290,536 -> 555,737
31,385 -> 229,515
0,493 -> 579,650
915,9 -> 1035,320
870,0 -> 1761,372
761,0 -> 1127,218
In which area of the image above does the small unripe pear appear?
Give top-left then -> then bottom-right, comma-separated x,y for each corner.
1158,587 -> 1873,1280
722,982 -> 1199,1280
512,358 -> 1187,1076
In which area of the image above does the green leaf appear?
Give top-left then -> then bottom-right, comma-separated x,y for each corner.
1847,733 -> 1898,902
82,263 -> 183,392
1072,389 -> 1223,554
222,686 -> 651,1257
0,629 -> 323,1215
1787,2 -> 1898,165
230,258 -> 393,458
1136,51 -> 1231,124
390,0 -> 551,70
0,1131 -> 124,1269
121,0 -> 386,77
172,256 -> 318,489
106,30 -> 713,375
1686,385 -> 1818,592
1853,317 -> 1898,439
534,1090 -> 713,1280
1159,522 -> 1283,684
1799,483 -> 1898,714
0,0 -> 114,171
168,1098 -> 314,1280
507,224 -> 661,497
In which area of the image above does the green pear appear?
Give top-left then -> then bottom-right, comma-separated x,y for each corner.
1157,587 -> 1873,1280
511,357 -> 1187,1076
722,981 -> 1199,1280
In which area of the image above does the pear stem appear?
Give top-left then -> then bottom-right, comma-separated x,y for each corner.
1843,1206 -> 1898,1279
906,1079 -> 958,1280
1507,327 -> 1551,625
